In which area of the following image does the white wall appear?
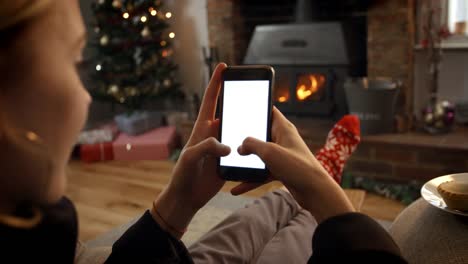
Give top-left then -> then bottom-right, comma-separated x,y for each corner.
166,0 -> 210,97
414,50 -> 468,118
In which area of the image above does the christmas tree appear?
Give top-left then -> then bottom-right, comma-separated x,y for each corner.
87,0 -> 182,112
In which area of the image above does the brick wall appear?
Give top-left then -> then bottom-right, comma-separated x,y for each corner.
307,139 -> 468,183
346,143 -> 468,182
296,119 -> 468,183
206,0 -> 243,65
367,0 -> 415,126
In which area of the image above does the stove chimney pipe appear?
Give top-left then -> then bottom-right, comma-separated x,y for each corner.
295,0 -> 318,23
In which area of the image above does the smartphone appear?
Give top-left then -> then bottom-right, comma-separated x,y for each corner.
217,65 -> 274,182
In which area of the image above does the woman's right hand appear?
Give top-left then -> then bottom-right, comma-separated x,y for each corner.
233,107 -> 354,223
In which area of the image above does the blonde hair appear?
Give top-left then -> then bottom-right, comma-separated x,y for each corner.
0,0 -> 52,32
0,0 -> 54,227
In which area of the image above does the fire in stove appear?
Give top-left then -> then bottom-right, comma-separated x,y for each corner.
278,96 -> 288,103
296,74 -> 325,101
276,73 -> 326,103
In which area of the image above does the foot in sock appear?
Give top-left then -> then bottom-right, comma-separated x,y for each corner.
315,115 -> 361,184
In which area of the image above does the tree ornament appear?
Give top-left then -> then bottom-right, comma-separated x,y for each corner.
163,79 -> 171,88
141,26 -> 150,38
100,35 -> 109,46
108,84 -> 119,94
129,87 -> 138,96
112,0 -> 122,8
424,112 -> 434,124
132,16 -> 140,25
133,47 -> 142,65
94,27 -> 100,33
422,100 -> 455,134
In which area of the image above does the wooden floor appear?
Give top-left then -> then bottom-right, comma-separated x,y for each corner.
66,160 -> 406,241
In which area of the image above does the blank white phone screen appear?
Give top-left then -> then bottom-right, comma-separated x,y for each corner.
220,80 -> 269,169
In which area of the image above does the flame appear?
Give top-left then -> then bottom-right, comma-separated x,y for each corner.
278,96 -> 287,102
296,75 -> 324,101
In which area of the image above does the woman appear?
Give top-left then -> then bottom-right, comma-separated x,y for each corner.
0,1 -> 406,263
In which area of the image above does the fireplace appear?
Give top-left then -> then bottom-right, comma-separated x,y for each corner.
244,22 -> 355,119
273,67 -> 339,116
207,0 -> 416,123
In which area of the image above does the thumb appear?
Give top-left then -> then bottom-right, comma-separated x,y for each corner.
237,137 -> 279,165
183,137 -> 230,164
237,137 -> 268,156
238,137 -> 296,184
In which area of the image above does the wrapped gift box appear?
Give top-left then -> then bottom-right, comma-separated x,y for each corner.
113,126 -> 178,161
114,111 -> 164,136
80,142 -> 114,163
78,122 -> 119,145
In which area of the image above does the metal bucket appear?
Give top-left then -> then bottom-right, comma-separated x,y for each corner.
344,78 -> 400,135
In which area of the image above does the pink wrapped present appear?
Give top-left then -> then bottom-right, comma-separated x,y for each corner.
113,126 -> 178,161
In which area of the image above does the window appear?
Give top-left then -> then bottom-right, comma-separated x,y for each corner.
416,0 -> 468,49
448,0 -> 468,35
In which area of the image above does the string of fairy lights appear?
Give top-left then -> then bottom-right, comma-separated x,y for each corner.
97,0 -> 175,46
90,0 -> 179,107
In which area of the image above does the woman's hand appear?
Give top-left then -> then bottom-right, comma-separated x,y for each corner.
152,63 -> 230,238
233,107 -> 354,223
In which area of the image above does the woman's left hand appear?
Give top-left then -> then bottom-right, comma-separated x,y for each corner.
152,63 -> 230,238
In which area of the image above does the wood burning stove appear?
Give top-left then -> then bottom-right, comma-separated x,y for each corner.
244,23 -> 352,119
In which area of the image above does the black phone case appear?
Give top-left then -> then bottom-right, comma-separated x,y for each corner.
217,65 -> 275,182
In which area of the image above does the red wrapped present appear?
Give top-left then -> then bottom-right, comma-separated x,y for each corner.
80,142 -> 114,163
113,126 -> 178,161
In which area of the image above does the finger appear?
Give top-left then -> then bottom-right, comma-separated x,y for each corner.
230,180 -> 271,196
271,106 -> 297,142
186,118 -> 221,147
272,106 -> 289,125
183,137 -> 230,164
210,118 -> 220,138
198,63 -> 228,121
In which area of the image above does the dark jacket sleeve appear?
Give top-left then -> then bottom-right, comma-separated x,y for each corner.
309,213 -> 407,263
105,210 -> 193,264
